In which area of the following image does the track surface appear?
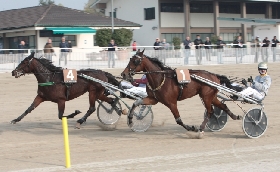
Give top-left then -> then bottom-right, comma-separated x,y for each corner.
1,64 -> 280,172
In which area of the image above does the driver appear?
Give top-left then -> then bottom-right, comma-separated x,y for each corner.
233,62 -> 271,101
120,74 -> 148,98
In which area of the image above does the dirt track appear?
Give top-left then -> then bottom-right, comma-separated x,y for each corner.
1,63 -> 280,172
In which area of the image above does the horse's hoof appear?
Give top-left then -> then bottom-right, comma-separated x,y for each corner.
10,120 -> 17,124
75,122 -> 81,129
197,131 -> 205,139
75,110 -> 82,114
237,115 -> 243,120
77,119 -> 85,125
192,125 -> 199,132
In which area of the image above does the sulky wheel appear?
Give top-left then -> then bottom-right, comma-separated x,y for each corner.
242,108 -> 267,138
205,105 -> 228,132
97,100 -> 122,125
128,105 -> 153,132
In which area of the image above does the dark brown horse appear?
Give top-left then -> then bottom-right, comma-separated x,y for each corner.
11,52 -> 119,126
121,50 -> 241,133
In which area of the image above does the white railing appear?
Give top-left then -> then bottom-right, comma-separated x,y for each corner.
0,45 -> 279,72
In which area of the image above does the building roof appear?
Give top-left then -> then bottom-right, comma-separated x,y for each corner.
0,5 -> 142,31
217,17 -> 280,25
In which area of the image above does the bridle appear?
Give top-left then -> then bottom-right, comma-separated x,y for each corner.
127,54 -> 143,77
13,58 -> 34,77
126,54 -> 167,99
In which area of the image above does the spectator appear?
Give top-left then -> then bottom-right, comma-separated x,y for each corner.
159,38 -> 169,64
18,40 -> 26,63
254,36 -> 261,63
43,38 -> 54,61
233,36 -> 244,63
68,40 -> 72,61
194,35 -> 203,65
262,37 -> 270,62
59,37 -> 69,66
153,38 -> 160,50
183,36 -> 192,65
108,39 -> 117,68
153,38 -> 161,59
204,37 -> 212,61
271,36 -> 279,62
132,41 -> 137,51
216,36 -> 226,64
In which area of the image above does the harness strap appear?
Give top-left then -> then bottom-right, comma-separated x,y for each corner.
177,84 -> 184,100
38,82 -> 55,86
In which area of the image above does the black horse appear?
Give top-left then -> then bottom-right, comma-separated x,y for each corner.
11,52 -> 119,126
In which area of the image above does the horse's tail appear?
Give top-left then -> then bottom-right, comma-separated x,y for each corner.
104,71 -> 120,87
216,74 -> 232,89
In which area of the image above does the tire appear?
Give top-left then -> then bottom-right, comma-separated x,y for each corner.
205,106 -> 228,132
127,105 -> 153,132
243,108 -> 267,138
97,100 -> 122,125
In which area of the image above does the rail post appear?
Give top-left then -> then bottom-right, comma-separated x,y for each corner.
62,117 -> 71,168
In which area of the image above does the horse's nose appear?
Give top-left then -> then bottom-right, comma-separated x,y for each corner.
11,70 -> 15,76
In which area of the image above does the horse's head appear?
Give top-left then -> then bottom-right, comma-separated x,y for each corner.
12,52 -> 35,78
121,49 -> 145,81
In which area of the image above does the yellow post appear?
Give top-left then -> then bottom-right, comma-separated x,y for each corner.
62,117 -> 71,168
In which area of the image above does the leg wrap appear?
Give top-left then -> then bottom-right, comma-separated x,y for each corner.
175,117 -> 183,125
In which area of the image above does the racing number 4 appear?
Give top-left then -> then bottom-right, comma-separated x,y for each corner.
67,70 -> 74,80
180,70 -> 186,80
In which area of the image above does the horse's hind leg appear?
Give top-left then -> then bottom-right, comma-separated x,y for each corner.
11,95 -> 44,124
212,97 -> 241,120
76,91 -> 97,128
199,95 -> 215,131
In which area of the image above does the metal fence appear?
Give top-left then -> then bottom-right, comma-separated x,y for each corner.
0,46 -> 279,72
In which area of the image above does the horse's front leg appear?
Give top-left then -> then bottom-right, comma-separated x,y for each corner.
11,95 -> 44,124
128,97 -> 158,126
167,103 -> 195,131
76,90 -> 97,128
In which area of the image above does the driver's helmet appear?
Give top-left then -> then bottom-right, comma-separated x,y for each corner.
258,62 -> 268,70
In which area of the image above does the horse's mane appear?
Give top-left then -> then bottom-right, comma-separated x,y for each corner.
31,57 -> 62,72
145,55 -> 173,70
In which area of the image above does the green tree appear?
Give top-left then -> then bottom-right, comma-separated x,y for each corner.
172,37 -> 181,50
96,29 -> 112,47
39,0 -> 55,6
112,28 -> 133,46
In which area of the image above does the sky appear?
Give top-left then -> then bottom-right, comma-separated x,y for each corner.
0,0 -> 90,11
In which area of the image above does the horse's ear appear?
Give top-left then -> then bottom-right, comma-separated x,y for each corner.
31,52 -> 35,57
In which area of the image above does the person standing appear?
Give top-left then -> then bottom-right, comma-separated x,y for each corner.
153,38 -> 161,58
159,38 -> 169,64
216,36 -> 226,64
43,38 -> 54,61
204,37 -> 212,61
262,37 -> 270,62
233,36 -> 244,63
18,40 -> 26,63
132,41 -> 137,51
183,36 -> 192,65
59,37 -> 69,66
108,39 -> 117,68
68,40 -> 72,61
254,36 -> 261,63
194,35 -> 203,65
271,36 -> 279,62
